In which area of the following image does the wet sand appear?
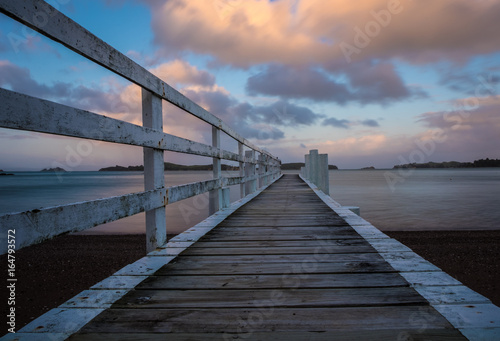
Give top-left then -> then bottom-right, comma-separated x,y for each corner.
1,231 -> 499,334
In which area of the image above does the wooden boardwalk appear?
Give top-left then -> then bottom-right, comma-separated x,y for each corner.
68,174 -> 466,340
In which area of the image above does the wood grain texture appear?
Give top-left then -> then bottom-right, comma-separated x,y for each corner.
69,174 -> 465,339
69,330 -> 468,341
76,306 -> 455,334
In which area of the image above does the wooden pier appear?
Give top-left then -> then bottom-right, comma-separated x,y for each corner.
2,2 -> 500,339
62,174 -> 466,340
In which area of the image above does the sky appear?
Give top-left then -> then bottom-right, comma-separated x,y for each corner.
0,0 -> 499,170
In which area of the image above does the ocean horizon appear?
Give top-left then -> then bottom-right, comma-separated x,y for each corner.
1,168 -> 499,234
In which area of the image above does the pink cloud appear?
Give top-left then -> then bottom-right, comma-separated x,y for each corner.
145,0 -> 500,67
416,97 -> 500,158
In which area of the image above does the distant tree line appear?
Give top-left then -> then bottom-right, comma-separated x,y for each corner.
393,158 -> 500,169
99,163 -> 239,172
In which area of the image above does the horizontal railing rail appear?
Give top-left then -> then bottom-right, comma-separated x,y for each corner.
0,0 -> 273,158
0,0 -> 281,254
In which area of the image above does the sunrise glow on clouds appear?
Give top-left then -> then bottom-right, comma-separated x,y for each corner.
0,0 -> 499,169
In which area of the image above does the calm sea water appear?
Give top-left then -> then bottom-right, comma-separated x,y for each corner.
0,171 -> 239,235
1,169 -> 499,234
327,168 -> 500,231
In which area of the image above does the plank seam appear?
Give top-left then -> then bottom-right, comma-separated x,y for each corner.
13,175 -> 284,337
299,174 -> 500,340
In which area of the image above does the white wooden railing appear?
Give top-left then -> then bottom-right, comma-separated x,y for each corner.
0,0 -> 281,254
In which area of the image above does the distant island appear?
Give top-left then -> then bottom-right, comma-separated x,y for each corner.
99,162 -> 339,172
393,158 -> 500,169
361,166 -> 376,170
41,167 -> 67,172
0,169 -> 14,176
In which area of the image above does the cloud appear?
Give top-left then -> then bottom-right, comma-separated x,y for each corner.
150,59 -> 215,88
340,61 -> 425,104
0,31 -> 9,52
322,117 -> 381,129
416,96 -> 500,157
361,119 -> 380,127
246,64 -> 351,103
180,87 -> 320,140
0,60 -> 62,98
323,117 -> 350,129
0,59 -> 219,128
245,100 -> 323,127
144,0 -> 500,67
439,71 -> 500,95
246,62 -> 424,105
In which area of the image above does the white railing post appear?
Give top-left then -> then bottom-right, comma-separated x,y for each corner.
318,153 -> 329,195
142,88 -> 166,253
304,154 -> 310,179
209,126 -> 222,215
309,149 -> 319,185
239,142 -> 246,198
252,151 -> 257,192
258,153 -> 264,188
245,150 -> 256,194
303,150 -> 329,194
264,155 -> 269,186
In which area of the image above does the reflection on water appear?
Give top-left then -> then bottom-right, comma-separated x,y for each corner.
326,168 -> 500,231
0,171 -> 240,235
1,169 -> 499,234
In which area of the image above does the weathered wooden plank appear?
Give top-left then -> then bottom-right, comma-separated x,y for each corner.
167,179 -> 219,204
0,0 -> 276,159
0,88 -> 241,162
0,189 -> 165,254
216,218 -> 349,227
231,209 -> 337,214
203,229 -> 357,236
179,245 -> 376,256
68,329 -> 468,341
189,239 -> 368,248
161,253 -> 387,264
114,287 -> 427,309
90,276 -> 149,290
195,233 -> 362,241
413,285 -> 492,305
76,306 -> 455,333
18,308 -> 105,334
136,273 -> 410,290
433,303 -> 500,329
155,260 -> 396,275
60,290 -> 128,309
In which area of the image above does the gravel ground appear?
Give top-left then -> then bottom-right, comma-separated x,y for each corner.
1,231 -> 499,335
386,230 -> 500,307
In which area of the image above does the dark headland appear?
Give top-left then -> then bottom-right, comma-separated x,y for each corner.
393,158 -> 500,169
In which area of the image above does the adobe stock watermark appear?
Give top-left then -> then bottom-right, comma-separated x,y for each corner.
340,0 -> 409,63
385,73 -> 498,192
213,0 -> 243,21
7,0 -> 71,53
